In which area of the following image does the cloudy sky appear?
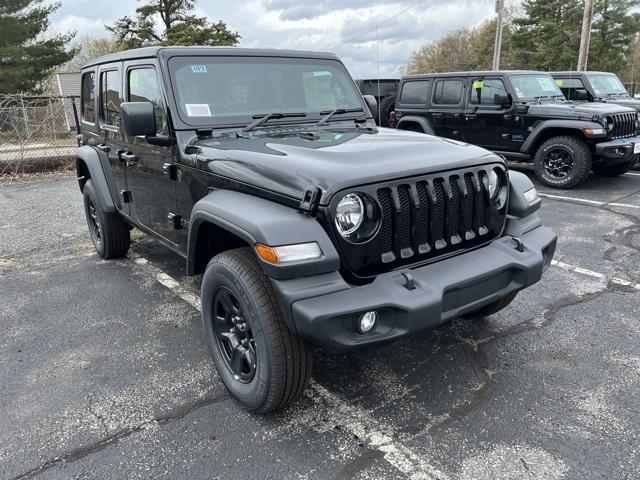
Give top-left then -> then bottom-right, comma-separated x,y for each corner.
47,0 -> 518,78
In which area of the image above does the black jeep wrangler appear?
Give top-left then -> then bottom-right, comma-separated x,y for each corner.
77,48 -> 556,413
550,71 -> 639,110
354,78 -> 399,127
394,71 -> 640,188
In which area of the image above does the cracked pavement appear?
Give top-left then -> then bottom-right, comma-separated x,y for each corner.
1,169 -> 639,479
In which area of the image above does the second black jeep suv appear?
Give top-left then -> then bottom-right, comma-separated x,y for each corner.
394,71 -> 640,188
551,71 -> 639,110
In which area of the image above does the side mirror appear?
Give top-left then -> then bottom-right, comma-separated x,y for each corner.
363,95 -> 378,117
120,102 -> 156,137
494,93 -> 511,107
572,90 -> 589,101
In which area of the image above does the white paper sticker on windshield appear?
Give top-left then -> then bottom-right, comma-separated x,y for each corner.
185,104 -> 211,117
191,65 -> 207,73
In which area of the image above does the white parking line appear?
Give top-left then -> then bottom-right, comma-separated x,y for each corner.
539,192 -> 640,210
551,259 -> 640,291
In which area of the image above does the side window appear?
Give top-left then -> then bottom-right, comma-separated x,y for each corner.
555,78 -> 587,100
100,70 -> 121,128
81,72 -> 96,123
433,80 -> 462,105
128,67 -> 167,135
399,81 -> 430,104
469,78 -> 508,106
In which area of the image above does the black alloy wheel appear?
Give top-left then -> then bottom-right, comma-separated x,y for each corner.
87,199 -> 102,244
543,146 -> 575,179
211,286 -> 257,383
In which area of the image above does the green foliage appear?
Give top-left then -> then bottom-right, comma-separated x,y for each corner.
107,0 -> 240,48
0,0 -> 75,94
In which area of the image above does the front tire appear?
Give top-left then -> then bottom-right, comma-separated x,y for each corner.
533,136 -> 591,189
201,248 -> 312,414
592,157 -> 636,177
82,179 -> 130,259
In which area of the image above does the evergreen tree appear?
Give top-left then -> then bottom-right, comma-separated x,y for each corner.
511,0 -> 583,71
107,0 -> 240,48
0,0 -> 75,94
589,0 -> 640,74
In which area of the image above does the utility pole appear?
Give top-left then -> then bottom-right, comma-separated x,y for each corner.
577,0 -> 594,71
492,0 -> 504,70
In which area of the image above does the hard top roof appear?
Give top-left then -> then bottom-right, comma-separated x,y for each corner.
401,70 -> 547,80
82,46 -> 340,68
551,71 -> 617,76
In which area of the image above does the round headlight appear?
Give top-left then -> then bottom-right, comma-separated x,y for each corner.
488,169 -> 501,199
335,193 -> 364,236
604,115 -> 614,132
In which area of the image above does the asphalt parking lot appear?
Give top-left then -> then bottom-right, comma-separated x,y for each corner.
1,168 -> 639,480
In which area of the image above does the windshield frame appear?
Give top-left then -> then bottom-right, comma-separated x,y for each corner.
164,54 -> 369,130
506,73 -> 565,102
585,73 -> 629,97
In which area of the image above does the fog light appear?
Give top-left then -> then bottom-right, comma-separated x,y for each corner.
358,311 -> 377,333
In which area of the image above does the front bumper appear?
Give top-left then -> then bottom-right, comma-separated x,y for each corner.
276,226 -> 556,351
594,136 -> 640,166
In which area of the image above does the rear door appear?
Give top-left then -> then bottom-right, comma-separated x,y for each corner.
122,61 -> 182,247
462,76 -> 513,150
396,79 -> 431,128
429,78 -> 465,139
96,63 -> 129,214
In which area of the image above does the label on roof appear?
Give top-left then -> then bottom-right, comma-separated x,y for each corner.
185,104 -> 211,116
191,65 -> 207,73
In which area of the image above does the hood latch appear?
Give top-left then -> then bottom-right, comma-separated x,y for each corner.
299,186 -> 322,215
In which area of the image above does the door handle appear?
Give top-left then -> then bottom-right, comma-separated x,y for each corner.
120,152 -> 137,165
431,113 -> 443,117
465,114 -> 476,120
96,143 -> 110,153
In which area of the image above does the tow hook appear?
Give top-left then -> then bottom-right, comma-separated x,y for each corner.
511,237 -> 525,252
401,270 -> 416,290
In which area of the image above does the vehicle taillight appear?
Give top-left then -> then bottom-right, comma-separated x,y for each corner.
390,111 -> 397,128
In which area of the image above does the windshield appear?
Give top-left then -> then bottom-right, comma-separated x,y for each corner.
168,56 -> 366,127
508,74 -> 564,100
586,74 -> 628,97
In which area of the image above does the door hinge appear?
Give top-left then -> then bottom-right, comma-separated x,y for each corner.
121,190 -> 132,203
168,213 -> 186,230
299,186 -> 322,215
163,163 -> 178,181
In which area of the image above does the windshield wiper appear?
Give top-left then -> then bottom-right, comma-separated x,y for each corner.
241,112 -> 307,132
317,108 -> 364,126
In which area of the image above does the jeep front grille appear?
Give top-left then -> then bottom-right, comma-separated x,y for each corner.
610,112 -> 637,139
330,165 -> 508,278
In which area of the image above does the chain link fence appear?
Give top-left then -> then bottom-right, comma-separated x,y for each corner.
0,95 -> 79,175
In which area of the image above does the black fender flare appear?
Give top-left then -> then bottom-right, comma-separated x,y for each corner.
75,145 -> 120,212
520,119 -> 599,154
396,116 -> 435,135
187,189 -> 340,280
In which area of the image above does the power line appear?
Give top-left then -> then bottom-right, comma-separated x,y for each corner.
325,0 -> 428,51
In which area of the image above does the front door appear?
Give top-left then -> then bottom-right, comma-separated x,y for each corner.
122,63 -> 181,247
428,78 -> 465,140
462,77 -> 513,150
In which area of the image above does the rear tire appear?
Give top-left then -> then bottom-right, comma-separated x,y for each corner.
533,136 -> 591,189
378,94 -> 396,127
82,180 -> 130,259
592,157 -> 636,177
462,291 -> 518,319
201,248 -> 312,414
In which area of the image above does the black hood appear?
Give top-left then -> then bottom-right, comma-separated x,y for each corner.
527,101 -> 636,119
181,127 -> 501,205
593,97 -> 640,111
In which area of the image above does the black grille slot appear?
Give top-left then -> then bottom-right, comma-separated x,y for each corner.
432,179 -> 446,248
447,177 -> 461,243
415,181 -> 430,249
462,174 -> 475,234
611,112 -> 637,139
397,185 -> 413,257
377,189 -> 394,261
